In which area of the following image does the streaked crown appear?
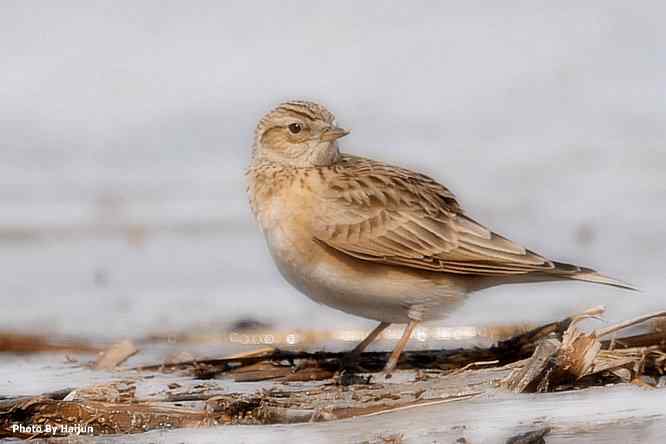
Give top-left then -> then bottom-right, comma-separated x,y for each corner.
255,101 -> 335,137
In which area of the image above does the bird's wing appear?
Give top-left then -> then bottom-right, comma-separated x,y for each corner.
313,155 -> 556,275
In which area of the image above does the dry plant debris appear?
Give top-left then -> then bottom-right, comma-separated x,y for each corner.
503,309 -> 666,392
133,307 -> 595,380
0,332 -> 99,354
1,396 -> 217,438
2,307 -> 665,439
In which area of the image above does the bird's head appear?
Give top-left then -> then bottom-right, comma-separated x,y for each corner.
252,100 -> 349,167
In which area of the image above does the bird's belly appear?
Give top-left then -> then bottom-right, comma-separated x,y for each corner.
265,227 -> 468,324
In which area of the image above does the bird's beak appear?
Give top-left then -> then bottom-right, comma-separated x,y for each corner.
320,126 -> 350,141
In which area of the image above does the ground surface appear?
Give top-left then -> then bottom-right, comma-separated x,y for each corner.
2,349 -> 665,443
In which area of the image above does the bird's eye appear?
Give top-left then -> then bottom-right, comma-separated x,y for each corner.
288,123 -> 303,134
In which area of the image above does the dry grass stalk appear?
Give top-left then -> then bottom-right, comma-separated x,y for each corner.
93,340 -> 138,370
0,332 -> 99,354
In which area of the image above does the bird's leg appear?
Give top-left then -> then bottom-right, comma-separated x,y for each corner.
383,319 -> 419,378
351,321 -> 391,355
340,322 -> 390,374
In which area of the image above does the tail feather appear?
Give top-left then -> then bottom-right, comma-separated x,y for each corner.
552,261 -> 638,291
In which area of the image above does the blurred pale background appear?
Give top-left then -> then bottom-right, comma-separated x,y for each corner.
1,1 -> 664,340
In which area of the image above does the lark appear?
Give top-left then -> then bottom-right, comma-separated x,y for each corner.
246,100 -> 634,377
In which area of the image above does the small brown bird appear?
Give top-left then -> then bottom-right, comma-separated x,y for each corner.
247,100 -> 634,377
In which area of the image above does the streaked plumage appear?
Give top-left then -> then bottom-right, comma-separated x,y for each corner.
247,100 -> 635,377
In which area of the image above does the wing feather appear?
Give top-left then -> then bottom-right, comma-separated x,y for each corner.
314,155 -> 554,275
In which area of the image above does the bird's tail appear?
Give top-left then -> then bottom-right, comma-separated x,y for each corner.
551,261 -> 638,291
